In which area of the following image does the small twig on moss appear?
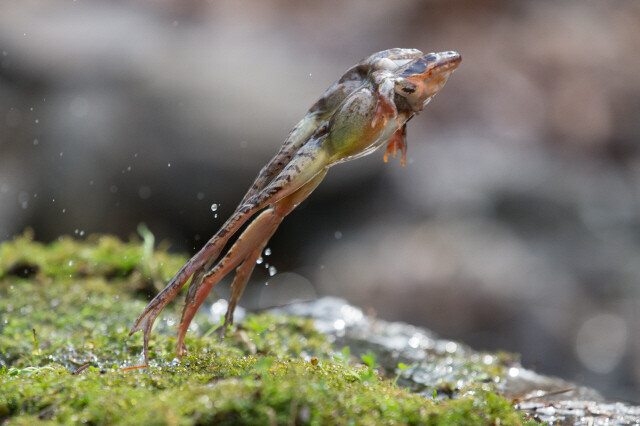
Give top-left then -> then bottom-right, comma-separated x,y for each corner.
122,365 -> 148,372
72,362 -> 91,375
32,328 -> 39,351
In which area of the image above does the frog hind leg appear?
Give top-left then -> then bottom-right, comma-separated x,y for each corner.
175,207 -> 281,357
217,243 -> 265,340
175,168 -> 328,356
129,201 -> 263,365
219,167 -> 328,337
383,124 -> 407,166
131,135 -> 329,364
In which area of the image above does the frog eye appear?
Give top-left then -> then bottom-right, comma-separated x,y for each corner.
394,78 -> 417,96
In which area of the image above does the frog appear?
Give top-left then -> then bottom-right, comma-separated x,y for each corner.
129,48 -> 461,365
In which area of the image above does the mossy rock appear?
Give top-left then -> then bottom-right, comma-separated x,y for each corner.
0,231 -> 533,425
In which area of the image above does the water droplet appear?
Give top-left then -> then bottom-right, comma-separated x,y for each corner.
334,231 -> 343,240
210,203 -> 218,211
59,152 -> 63,157
61,208 -> 66,213
33,138 -> 38,145
68,260 -> 74,266
214,214 -> 218,218
256,257 -> 263,264
167,163 -> 171,167
268,266 -> 277,276
264,248 -> 271,256
34,119 -> 39,124
79,230 -> 85,236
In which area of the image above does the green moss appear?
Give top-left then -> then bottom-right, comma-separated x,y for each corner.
0,232 -> 534,425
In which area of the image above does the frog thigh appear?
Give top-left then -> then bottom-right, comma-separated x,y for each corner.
248,138 -> 330,210
324,87 -> 380,161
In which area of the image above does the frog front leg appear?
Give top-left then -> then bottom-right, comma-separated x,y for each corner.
383,124 -> 408,166
370,71 -> 397,129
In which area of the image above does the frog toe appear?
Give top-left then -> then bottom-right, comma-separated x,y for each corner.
383,124 -> 407,166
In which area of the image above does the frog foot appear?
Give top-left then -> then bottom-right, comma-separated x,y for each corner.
383,124 -> 407,166
175,337 -> 190,359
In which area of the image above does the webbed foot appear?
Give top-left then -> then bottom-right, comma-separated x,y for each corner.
383,124 -> 407,166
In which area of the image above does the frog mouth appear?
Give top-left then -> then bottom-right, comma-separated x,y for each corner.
430,51 -> 461,73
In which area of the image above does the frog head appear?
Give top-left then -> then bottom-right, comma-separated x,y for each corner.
394,51 -> 461,112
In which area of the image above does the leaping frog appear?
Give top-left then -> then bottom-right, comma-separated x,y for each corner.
129,48 -> 461,365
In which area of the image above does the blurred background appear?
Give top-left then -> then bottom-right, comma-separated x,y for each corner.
1,0 -> 638,401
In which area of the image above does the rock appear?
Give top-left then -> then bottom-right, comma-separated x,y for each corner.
273,297 -> 640,425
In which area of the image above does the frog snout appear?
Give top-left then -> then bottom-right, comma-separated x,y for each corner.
438,51 -> 462,68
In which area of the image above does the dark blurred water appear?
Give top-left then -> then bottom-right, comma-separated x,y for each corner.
1,0 -> 638,401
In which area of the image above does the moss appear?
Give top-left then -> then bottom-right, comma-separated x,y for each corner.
0,232 -> 534,425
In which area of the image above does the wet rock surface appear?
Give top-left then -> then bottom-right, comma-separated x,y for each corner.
273,297 -> 640,425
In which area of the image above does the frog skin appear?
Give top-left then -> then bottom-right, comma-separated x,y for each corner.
129,48 -> 461,365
